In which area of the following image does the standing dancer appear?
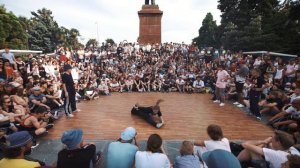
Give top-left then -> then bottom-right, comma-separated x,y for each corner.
62,64 -> 77,118
131,99 -> 165,128
213,65 -> 230,106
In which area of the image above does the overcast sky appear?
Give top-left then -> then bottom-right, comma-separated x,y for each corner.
1,0 -> 221,44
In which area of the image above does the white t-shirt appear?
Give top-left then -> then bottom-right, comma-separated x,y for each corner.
110,82 -> 120,88
193,80 -> 204,88
263,147 -> 300,168
204,138 -> 231,152
253,59 -> 262,67
176,79 -> 185,85
71,68 -> 79,82
286,64 -> 296,77
135,151 -> 170,168
274,69 -> 283,79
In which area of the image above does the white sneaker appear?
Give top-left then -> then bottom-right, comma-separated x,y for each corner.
219,103 -> 225,106
213,100 -> 220,103
233,102 -> 239,105
73,109 -> 81,113
156,123 -> 164,128
67,114 -> 74,118
237,104 -> 245,108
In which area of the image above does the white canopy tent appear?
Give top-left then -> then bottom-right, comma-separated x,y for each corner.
243,51 -> 297,58
0,49 -> 42,56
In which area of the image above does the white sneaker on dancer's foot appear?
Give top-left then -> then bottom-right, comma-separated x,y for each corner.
219,103 -> 225,106
67,114 -> 74,118
233,102 -> 239,105
134,103 -> 139,109
156,123 -> 164,128
237,104 -> 245,108
213,100 -> 220,103
73,109 -> 81,113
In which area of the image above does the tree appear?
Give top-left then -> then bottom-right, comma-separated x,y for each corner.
68,28 -> 82,49
240,16 -> 264,51
221,22 -> 243,51
0,5 -> 28,49
194,13 -> 218,48
27,8 -> 61,53
85,39 -> 98,48
105,38 -> 115,45
25,8 -> 83,52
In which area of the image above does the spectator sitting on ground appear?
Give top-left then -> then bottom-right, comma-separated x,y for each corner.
125,76 -> 134,92
0,106 -> 19,133
161,76 -> 171,92
152,76 -> 162,92
194,124 -> 231,160
282,155 -> 300,168
176,77 -> 185,93
237,130 -> 300,168
0,131 -> 41,168
57,129 -> 102,168
185,78 -> 193,93
135,134 -> 171,168
98,80 -> 110,95
19,106 -> 53,137
1,94 -> 25,120
10,88 -> 30,113
174,141 -> 202,168
106,127 -> 138,168
12,71 -> 23,87
259,91 -> 285,115
193,76 -> 205,93
84,83 -> 98,100
268,98 -> 300,131
109,78 -> 120,92
44,84 -> 63,107
28,86 -> 51,112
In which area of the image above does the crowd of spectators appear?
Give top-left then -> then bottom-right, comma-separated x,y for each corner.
0,40 -> 300,168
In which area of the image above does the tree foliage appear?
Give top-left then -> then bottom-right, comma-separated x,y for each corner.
0,6 -> 83,52
193,13 -> 218,48
85,39 -> 98,48
194,0 -> 300,54
105,38 -> 115,44
0,5 -> 28,49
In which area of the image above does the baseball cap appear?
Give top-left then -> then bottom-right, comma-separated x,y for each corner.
5,131 -> 33,149
121,127 -> 136,141
61,129 -> 83,150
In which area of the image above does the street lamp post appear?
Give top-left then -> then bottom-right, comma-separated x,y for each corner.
95,22 -> 100,45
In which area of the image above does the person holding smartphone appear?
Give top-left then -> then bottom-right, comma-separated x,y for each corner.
106,127 -> 139,168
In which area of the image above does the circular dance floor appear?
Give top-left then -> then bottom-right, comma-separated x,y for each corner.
46,93 -> 273,140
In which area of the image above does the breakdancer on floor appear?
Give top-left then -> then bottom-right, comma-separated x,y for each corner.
131,99 -> 165,128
